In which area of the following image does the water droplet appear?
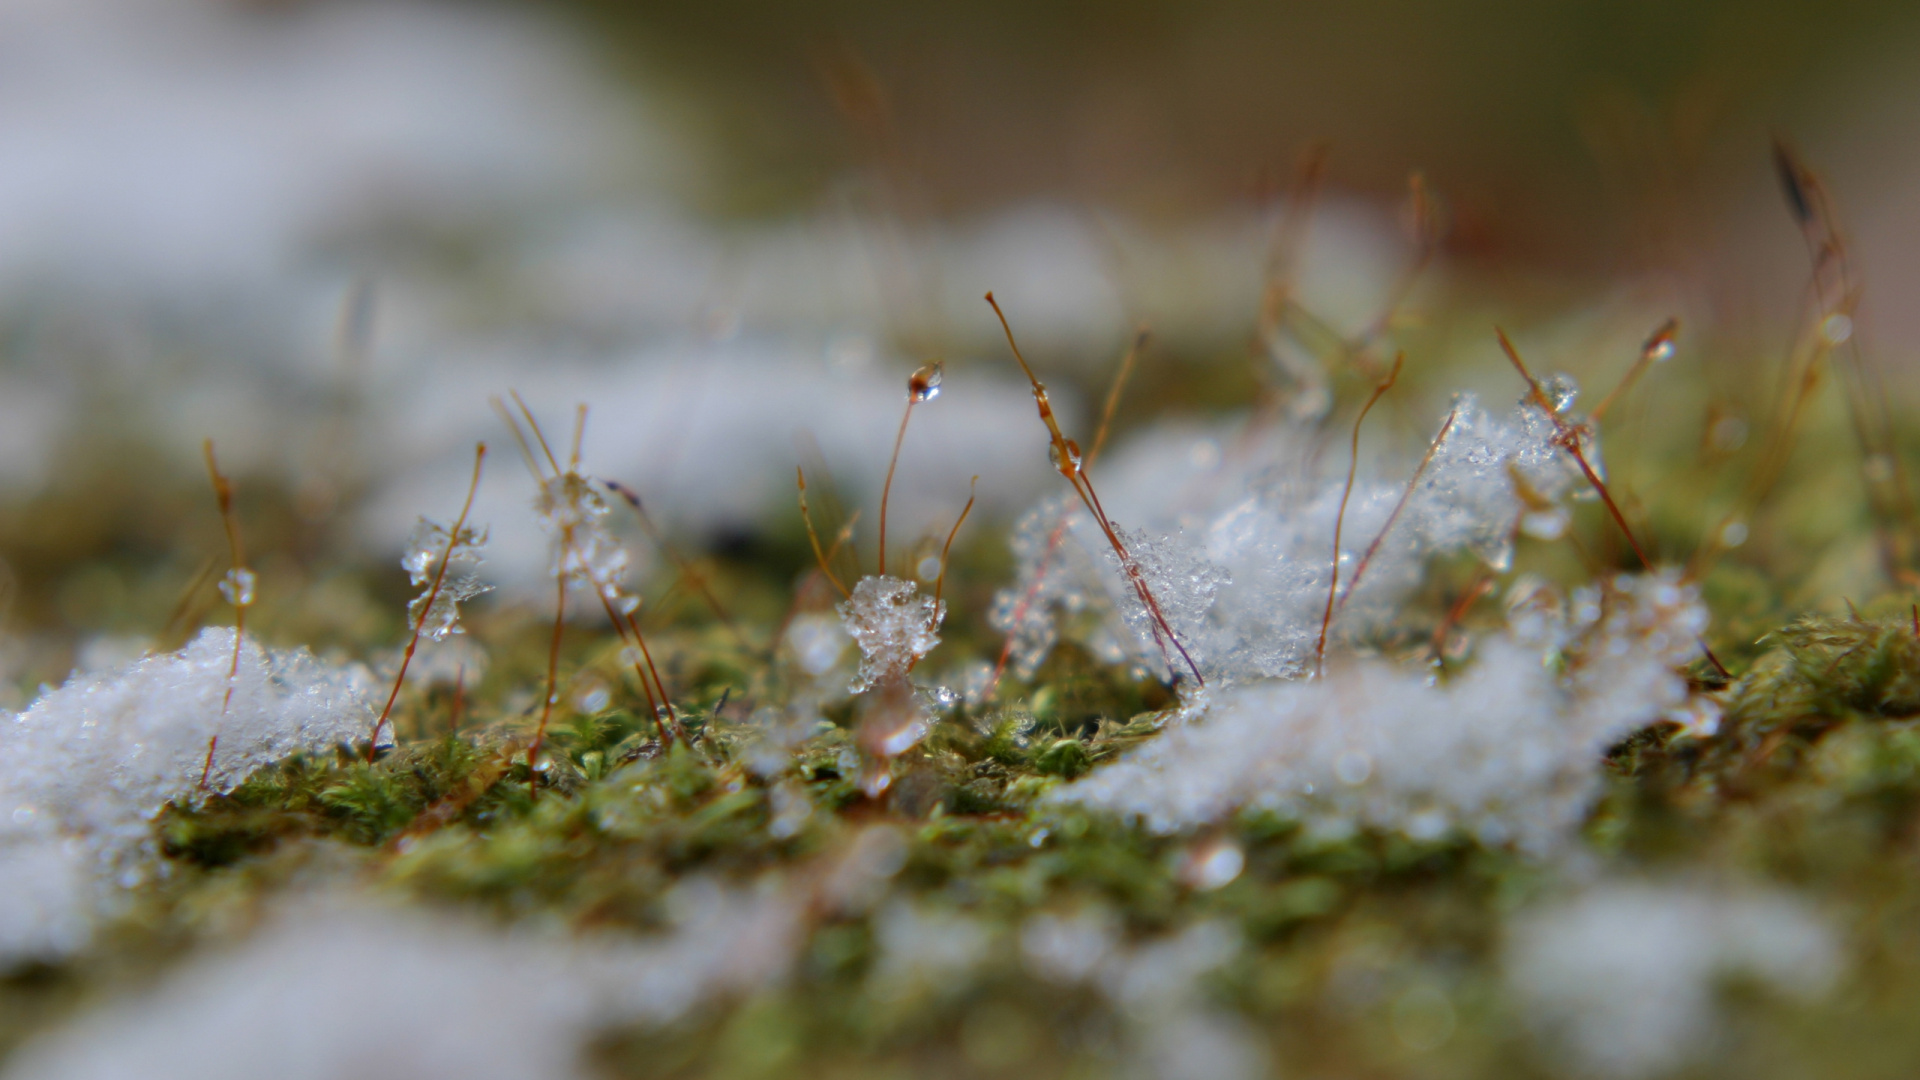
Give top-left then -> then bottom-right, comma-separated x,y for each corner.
1028,828 -> 1050,848
909,362 -> 944,402
1048,439 -> 1083,473
1641,319 -> 1679,363
1181,838 -> 1244,891
916,554 -> 942,581
1710,415 -> 1749,452
1520,508 -> 1570,541
10,805 -> 36,825
573,683 -> 611,715
1719,520 -> 1749,548
1543,374 -> 1580,414
1334,751 -> 1373,785
217,568 -> 257,607
1820,313 -> 1853,345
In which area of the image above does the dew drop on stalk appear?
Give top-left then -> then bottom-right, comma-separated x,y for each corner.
909,361 -> 944,402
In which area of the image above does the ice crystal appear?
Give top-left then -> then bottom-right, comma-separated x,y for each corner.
1053,571 -> 1709,855
996,385 -> 1594,683
402,517 -> 491,640
987,495 -> 1108,680
1506,880 -> 1839,1078
215,568 -> 255,608
0,629 -> 372,966
837,575 -> 944,693
535,473 -> 631,604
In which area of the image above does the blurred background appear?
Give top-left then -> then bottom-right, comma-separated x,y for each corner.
3,0 -> 1920,687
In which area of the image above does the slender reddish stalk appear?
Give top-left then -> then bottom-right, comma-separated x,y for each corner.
530,572 -> 567,795
497,400 -> 681,782
1338,407 -> 1458,615
1589,318 -> 1679,425
200,441 -> 249,790
1317,354 -> 1403,676
1496,328 -> 1653,570
933,477 -> 978,613
987,292 -> 1204,686
1089,329 -> 1148,468
369,443 -> 486,761
878,399 -> 916,577
987,515 -> 1071,698
798,468 -> 851,598
1430,575 -> 1494,662
601,477 -> 753,652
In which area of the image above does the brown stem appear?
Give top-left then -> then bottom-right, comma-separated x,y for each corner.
369,444 -> 486,761
1317,354 -> 1403,676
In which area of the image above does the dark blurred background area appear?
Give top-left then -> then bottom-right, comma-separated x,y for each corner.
571,0 -> 1920,280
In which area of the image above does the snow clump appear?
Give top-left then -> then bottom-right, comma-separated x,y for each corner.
993,386 -> 1590,683
1505,879 -> 1840,1078
1052,571 -> 1710,855
838,575 -> 945,693
0,628 -> 372,966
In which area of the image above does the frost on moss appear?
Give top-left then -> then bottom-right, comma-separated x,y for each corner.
1053,572 -> 1710,854
0,628 -> 372,965
992,387 -> 1589,684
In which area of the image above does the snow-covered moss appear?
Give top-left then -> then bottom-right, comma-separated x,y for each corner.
0,629 -> 372,965
1053,571 -> 1709,854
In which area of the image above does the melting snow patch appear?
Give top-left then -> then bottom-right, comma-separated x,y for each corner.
1053,572 -> 1711,855
0,628 -> 372,966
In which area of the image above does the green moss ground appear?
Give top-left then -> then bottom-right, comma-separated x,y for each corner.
8,311 -> 1920,1077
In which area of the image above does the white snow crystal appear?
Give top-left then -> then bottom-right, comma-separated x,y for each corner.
838,575 -> 945,693
0,628 -> 372,965
1505,880 -> 1840,1078
401,518 -> 490,641
536,473 -> 632,607
996,386 -> 1592,684
1053,571 -> 1711,855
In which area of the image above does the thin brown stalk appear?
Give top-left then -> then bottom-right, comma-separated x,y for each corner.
987,292 -> 1204,685
368,443 -> 486,762
600,477 -> 753,651
987,515 -> 1071,699
1430,575 -> 1494,663
933,477 -> 979,612
499,401 -> 680,787
1338,407 -> 1458,615
878,398 -> 916,577
1089,328 -> 1149,469
1496,328 -> 1653,571
1316,353 -> 1404,676
798,467 -> 851,599
1257,142 -> 1332,342
1589,317 -> 1679,425
200,441 -> 249,789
